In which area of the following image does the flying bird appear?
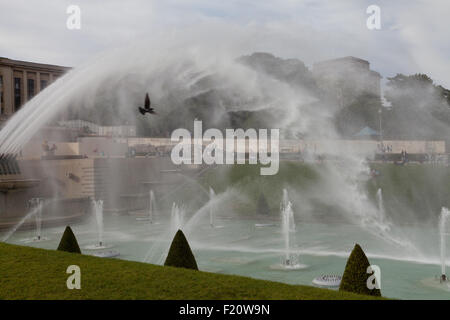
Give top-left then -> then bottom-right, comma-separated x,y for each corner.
138,93 -> 157,115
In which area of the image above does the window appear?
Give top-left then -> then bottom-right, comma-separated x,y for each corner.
40,79 -> 48,90
0,75 -> 3,114
27,79 -> 35,99
14,77 -> 21,110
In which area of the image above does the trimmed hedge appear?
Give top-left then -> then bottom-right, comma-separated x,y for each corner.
164,229 -> 198,270
339,243 -> 381,296
57,226 -> 81,254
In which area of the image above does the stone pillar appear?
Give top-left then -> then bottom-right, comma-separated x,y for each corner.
36,72 -> 41,93
22,70 -> 27,104
0,66 -> 13,115
0,71 -> 2,114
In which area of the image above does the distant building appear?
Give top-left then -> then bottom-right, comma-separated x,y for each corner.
312,56 -> 381,108
58,120 -> 136,137
0,57 -> 70,121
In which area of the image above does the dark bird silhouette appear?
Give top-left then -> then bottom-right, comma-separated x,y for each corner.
138,93 -> 157,115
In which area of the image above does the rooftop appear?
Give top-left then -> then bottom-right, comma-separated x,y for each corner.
0,57 -> 71,72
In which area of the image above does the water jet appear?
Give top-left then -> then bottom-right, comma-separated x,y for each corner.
440,207 -> 450,282
84,198 -> 112,250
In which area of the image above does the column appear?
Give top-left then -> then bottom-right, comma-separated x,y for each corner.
0,71 -> 2,114
22,70 -> 27,104
1,67 -> 13,115
36,72 -> 41,93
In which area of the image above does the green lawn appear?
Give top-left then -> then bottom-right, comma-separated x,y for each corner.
193,162 -> 450,223
367,163 -> 450,222
0,243 -> 382,300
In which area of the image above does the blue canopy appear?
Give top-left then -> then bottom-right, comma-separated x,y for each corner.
354,126 -> 379,137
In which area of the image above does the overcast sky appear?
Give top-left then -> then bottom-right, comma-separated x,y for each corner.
1,0 -> 449,88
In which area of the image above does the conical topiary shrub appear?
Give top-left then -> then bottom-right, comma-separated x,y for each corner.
339,243 -> 381,296
164,229 -> 198,270
257,193 -> 270,215
57,226 -> 81,254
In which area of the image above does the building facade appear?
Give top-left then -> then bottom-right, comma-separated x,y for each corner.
58,120 -> 137,137
0,57 -> 70,121
312,56 -> 381,108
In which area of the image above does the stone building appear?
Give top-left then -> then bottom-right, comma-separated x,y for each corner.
312,56 -> 381,108
0,57 -> 70,122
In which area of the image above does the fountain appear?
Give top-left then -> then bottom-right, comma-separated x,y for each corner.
375,188 -> 390,233
85,199 -> 109,250
281,189 -> 296,232
207,186 -> 224,229
209,187 -> 215,227
149,190 -> 155,223
26,198 -> 48,242
142,202 -> 185,265
440,207 -> 450,282
276,189 -> 305,270
170,202 -> 185,233
0,40 -> 445,299
2,198 -> 59,242
420,207 -> 450,291
93,199 -> 104,248
33,198 -> 43,241
85,198 -> 120,257
376,188 -> 384,215
312,275 -> 342,288
136,190 -> 157,223
281,201 -> 297,267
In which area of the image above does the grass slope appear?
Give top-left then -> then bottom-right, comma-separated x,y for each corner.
0,243 -> 382,300
197,162 -> 450,222
368,163 -> 450,222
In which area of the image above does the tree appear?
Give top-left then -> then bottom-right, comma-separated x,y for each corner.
339,243 -> 381,296
334,93 -> 381,138
257,193 -> 270,215
57,226 -> 81,254
384,73 -> 450,140
164,230 -> 198,270
237,52 -> 320,95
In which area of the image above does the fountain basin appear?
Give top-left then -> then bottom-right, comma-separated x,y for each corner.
270,262 -> 309,271
22,236 -> 50,243
312,275 -> 342,287
270,253 -> 309,270
421,277 -> 450,292
255,223 -> 276,228
136,217 -> 152,221
91,250 -> 120,258
84,243 -> 113,250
